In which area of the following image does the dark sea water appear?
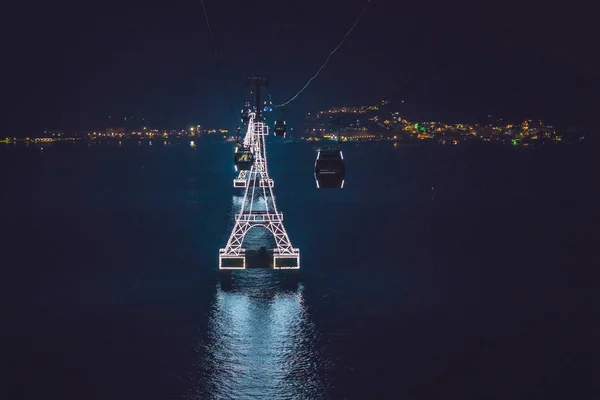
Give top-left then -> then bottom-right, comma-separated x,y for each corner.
1,139 -> 597,399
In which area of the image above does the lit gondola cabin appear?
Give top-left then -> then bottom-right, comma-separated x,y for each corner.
273,120 -> 286,137
314,147 -> 345,188
234,144 -> 253,171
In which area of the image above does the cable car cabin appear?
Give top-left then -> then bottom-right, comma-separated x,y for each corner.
241,109 -> 250,124
234,144 -> 254,171
314,147 -> 345,189
273,120 -> 286,137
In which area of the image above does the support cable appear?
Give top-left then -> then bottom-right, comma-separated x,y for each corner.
199,0 -> 237,121
275,0 -> 374,108
359,0 -> 548,112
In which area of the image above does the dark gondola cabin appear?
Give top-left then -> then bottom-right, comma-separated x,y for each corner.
241,109 -> 250,125
314,147 -> 345,188
273,120 -> 286,137
234,144 -> 254,171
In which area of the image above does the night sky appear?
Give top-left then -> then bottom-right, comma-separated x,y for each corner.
3,0 -> 598,133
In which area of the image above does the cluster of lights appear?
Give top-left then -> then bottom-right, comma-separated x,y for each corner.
305,108 -> 564,146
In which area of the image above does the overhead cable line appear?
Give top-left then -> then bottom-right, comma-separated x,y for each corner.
200,0 -> 237,121
275,0 -> 374,108
360,0 -> 548,112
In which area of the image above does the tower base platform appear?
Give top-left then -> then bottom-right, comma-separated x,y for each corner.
219,248 -> 300,270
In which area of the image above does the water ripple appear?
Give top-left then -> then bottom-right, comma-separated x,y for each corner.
189,274 -> 329,399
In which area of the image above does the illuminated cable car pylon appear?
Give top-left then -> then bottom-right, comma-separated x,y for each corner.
220,85 -> 300,269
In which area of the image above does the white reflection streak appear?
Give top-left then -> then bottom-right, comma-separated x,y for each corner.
212,291 -> 251,377
202,286 -> 321,400
267,292 -> 303,386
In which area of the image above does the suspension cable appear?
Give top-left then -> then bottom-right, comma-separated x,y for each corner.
358,0 -> 546,112
199,0 -> 237,121
274,0 -> 374,108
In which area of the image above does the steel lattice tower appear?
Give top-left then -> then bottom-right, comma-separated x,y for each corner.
219,78 -> 300,270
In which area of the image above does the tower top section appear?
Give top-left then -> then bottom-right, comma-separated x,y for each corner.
246,76 -> 269,87
246,76 -> 269,122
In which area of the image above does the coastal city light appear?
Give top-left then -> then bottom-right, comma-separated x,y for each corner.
1,105 -> 583,147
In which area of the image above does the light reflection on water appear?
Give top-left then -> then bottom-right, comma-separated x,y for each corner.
188,191 -> 327,398
191,272 -> 329,399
